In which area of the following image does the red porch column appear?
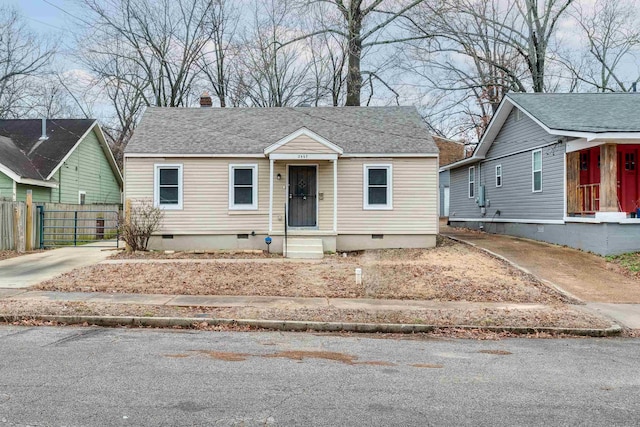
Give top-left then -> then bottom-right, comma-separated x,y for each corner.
599,143 -> 618,212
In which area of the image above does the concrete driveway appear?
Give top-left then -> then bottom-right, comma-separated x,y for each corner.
0,241 -> 116,288
441,223 -> 640,329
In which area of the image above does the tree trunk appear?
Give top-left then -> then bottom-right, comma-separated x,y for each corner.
345,5 -> 362,106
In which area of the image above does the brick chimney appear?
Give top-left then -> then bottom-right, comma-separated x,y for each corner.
199,91 -> 212,107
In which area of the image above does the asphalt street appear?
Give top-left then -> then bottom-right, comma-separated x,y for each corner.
1,326 -> 639,426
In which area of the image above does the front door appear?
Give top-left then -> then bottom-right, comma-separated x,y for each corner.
288,166 -> 317,227
618,147 -> 639,212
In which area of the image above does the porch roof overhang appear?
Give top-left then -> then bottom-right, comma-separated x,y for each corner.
566,137 -> 640,153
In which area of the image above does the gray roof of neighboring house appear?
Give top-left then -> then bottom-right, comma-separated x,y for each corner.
0,119 -> 96,180
507,93 -> 640,133
126,106 -> 437,155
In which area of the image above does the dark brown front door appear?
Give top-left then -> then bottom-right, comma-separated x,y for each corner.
288,166 -> 317,227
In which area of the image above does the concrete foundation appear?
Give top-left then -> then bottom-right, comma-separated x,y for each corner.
148,233 -> 436,253
449,220 -> 640,256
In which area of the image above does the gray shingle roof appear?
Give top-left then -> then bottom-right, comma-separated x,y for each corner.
125,106 -> 437,155
0,119 -> 96,180
507,93 -> 640,133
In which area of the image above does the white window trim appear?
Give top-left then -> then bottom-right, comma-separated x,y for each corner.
468,166 -> 475,198
495,164 -> 502,188
78,190 -> 86,205
229,164 -> 258,210
532,149 -> 542,193
363,164 -> 393,210
154,164 -> 183,210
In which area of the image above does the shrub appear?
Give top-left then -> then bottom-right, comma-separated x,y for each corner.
120,199 -> 163,252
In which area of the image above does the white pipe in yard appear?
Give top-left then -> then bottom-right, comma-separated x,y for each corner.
355,268 -> 362,285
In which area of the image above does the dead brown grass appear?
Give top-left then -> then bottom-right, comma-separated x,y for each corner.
110,250 -> 280,260
34,242 -> 570,304
0,250 -> 44,261
0,300 -> 612,329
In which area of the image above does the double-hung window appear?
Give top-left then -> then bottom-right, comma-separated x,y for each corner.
363,164 -> 392,210
532,150 -> 542,192
154,164 -> 183,209
229,164 -> 258,210
468,166 -> 475,198
495,165 -> 502,187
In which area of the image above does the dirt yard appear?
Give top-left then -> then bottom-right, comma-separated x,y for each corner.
34,239 -> 571,304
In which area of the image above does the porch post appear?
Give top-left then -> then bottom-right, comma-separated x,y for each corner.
599,144 -> 618,212
269,158 -> 274,232
566,152 -> 579,214
333,158 -> 337,233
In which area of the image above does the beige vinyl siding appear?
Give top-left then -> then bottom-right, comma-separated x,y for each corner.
271,135 -> 337,154
125,156 -> 437,236
125,157 -> 270,234
271,160 -> 334,232
337,158 -> 437,234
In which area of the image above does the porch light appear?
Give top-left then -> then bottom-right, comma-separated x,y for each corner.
277,173 -> 282,180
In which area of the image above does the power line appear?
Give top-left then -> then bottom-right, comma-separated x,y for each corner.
41,0 -> 93,27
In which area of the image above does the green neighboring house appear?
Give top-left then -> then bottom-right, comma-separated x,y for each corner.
0,119 -> 122,204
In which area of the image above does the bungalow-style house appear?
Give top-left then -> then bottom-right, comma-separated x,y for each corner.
124,101 -> 439,256
444,93 -> 640,256
433,135 -> 466,217
0,119 -> 122,204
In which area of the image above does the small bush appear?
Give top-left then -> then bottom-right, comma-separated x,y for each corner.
120,199 -> 163,252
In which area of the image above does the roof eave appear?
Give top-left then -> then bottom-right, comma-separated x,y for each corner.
440,155 -> 484,171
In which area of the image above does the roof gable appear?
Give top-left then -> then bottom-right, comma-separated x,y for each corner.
507,93 -> 640,133
0,119 -> 122,187
432,135 -> 465,166
264,128 -> 344,155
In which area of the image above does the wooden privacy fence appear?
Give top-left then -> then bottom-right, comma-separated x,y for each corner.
0,200 -> 37,251
0,194 -> 121,251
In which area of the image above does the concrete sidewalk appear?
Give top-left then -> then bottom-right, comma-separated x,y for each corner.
0,288 -> 548,313
0,242 -> 116,289
441,224 -> 640,328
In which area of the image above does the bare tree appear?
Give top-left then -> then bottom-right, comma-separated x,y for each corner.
197,0 -> 240,107
560,0 -> 640,92
78,0 -> 215,108
236,0 -> 314,107
0,6 -> 56,118
286,0 -> 428,106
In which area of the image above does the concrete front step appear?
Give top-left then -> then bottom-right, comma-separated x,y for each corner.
286,238 -> 324,259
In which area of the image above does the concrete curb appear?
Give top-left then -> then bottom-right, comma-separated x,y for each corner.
443,234 -> 585,304
0,315 -> 622,337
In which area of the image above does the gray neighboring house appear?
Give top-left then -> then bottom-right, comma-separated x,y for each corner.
444,93 -> 640,256
124,101 -> 439,255
433,135 -> 466,217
